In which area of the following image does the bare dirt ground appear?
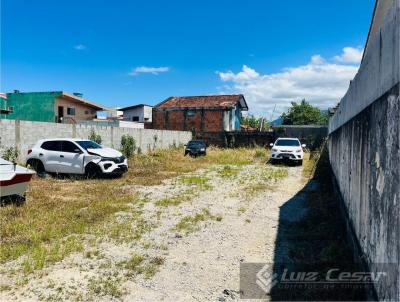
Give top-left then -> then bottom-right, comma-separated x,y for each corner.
1,161 -> 309,301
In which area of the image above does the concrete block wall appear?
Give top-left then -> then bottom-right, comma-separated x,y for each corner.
0,119 -> 16,152
328,1 -> 400,300
328,86 -> 399,300
329,0 -> 400,133
0,119 -> 192,160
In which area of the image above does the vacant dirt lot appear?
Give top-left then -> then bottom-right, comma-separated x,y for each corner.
1,148 -> 324,301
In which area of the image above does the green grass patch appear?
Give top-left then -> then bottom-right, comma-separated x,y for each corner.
87,275 -> 125,298
173,208 -> 222,234
118,254 -> 165,279
217,165 -> 239,178
179,175 -> 212,190
155,189 -> 196,207
259,167 -> 288,180
0,284 -> 12,292
237,207 -> 247,215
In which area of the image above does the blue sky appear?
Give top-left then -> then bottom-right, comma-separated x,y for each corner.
1,0 -> 375,117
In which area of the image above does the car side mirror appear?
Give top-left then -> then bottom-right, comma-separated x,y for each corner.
74,148 -> 83,153
269,143 -> 274,147
301,144 -> 306,148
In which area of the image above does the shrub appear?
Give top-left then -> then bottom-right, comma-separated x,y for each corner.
2,147 -> 19,162
153,134 -> 158,150
88,129 -> 102,144
120,134 -> 136,158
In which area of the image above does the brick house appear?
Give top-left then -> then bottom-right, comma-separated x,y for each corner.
152,95 -> 248,134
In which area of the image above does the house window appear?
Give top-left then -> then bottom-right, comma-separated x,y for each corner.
85,110 -> 89,115
132,116 -> 139,122
144,117 -> 149,121
187,111 -> 196,116
67,107 -> 76,115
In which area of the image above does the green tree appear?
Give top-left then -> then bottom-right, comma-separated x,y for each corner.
88,129 -> 102,144
281,99 -> 328,125
2,147 -> 19,162
241,115 -> 269,129
120,134 -> 136,158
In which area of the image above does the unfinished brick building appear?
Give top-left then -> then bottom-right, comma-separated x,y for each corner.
152,95 -> 248,134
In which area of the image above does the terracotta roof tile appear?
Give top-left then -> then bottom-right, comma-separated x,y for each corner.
155,94 -> 248,110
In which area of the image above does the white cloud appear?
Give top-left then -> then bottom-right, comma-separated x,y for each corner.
129,66 -> 169,76
74,44 -> 87,50
217,48 -> 361,118
333,47 -> 363,64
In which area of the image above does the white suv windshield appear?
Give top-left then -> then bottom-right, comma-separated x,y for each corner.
275,139 -> 300,147
76,140 -> 102,150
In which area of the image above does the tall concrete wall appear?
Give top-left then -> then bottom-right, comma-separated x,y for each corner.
328,1 -> 400,300
328,86 -> 399,300
329,0 -> 399,133
0,119 -> 192,160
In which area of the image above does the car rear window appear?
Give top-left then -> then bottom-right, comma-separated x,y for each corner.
188,141 -> 206,147
41,141 -> 62,151
275,139 -> 300,147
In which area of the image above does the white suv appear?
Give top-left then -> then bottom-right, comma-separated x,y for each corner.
26,138 -> 128,177
269,138 -> 306,165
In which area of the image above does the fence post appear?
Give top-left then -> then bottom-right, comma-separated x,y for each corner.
72,124 -> 76,138
110,126 -> 114,148
15,120 -> 21,161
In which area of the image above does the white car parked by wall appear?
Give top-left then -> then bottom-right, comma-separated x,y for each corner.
269,138 -> 306,165
26,138 -> 128,177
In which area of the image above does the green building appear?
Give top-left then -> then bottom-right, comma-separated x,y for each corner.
0,91 -> 106,123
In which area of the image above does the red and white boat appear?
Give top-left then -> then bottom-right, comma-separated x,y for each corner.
0,158 -> 35,201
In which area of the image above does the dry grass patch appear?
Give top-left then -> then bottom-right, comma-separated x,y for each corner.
124,146 -> 267,186
0,146 -> 267,273
0,178 -> 135,269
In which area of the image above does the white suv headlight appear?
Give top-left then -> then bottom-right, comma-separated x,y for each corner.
272,148 -> 278,152
296,149 -> 302,153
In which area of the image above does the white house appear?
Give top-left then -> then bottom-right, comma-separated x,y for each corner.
120,104 -> 152,123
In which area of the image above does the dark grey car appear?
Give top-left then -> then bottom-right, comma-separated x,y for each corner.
184,140 -> 207,157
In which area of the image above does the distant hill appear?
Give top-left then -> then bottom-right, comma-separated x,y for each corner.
270,117 -> 283,126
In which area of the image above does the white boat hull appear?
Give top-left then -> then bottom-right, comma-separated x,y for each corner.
0,158 -> 35,199
0,181 -> 31,197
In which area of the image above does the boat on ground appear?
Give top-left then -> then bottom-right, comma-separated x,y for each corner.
0,158 -> 35,204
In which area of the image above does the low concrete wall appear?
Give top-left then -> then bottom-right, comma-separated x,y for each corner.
196,131 -> 275,147
195,126 -> 327,149
272,125 -> 328,150
0,119 -> 192,160
328,85 -> 399,300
